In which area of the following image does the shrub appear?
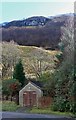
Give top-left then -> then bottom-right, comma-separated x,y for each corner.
51,103 -> 59,111
51,96 -> 70,112
2,101 -> 20,111
69,102 -> 76,114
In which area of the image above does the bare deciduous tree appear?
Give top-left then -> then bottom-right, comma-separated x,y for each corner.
2,41 -> 21,79
61,16 -> 74,62
23,47 -> 58,78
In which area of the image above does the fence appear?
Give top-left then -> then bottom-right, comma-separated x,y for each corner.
38,96 -> 53,108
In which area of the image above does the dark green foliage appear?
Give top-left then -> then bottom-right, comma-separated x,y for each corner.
52,61 -> 75,113
52,97 -> 69,112
39,72 -> 55,97
55,53 -> 63,63
13,60 -> 26,87
52,61 -> 75,111
51,17 -> 76,114
2,78 -> 21,104
2,78 -> 21,96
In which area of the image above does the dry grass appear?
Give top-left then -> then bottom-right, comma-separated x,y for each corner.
18,45 -> 61,77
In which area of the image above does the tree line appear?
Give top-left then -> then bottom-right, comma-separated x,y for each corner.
1,21 -> 63,49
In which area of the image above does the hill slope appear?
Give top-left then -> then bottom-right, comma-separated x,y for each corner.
18,45 -> 61,78
1,13 -> 74,49
2,16 -> 50,28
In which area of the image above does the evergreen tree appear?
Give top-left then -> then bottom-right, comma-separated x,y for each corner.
13,60 -> 26,87
52,17 -> 76,113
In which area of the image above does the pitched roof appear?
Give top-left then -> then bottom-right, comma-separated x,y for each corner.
29,80 -> 43,89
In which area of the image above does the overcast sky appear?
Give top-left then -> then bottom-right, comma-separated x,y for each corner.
0,1 -> 74,23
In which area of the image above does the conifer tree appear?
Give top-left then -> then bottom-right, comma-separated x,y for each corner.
13,59 -> 26,87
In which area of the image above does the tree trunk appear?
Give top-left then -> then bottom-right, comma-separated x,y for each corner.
16,92 -> 19,105
6,95 -> 8,100
11,95 -> 13,101
2,95 -> 4,101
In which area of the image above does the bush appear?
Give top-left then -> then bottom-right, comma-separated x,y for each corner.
51,103 -> 59,111
52,97 -> 70,112
51,102 -> 66,112
2,101 -> 20,111
51,99 -> 76,115
69,102 -> 76,114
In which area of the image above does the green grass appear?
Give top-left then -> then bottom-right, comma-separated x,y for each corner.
1,101 -> 20,112
30,107 -> 75,117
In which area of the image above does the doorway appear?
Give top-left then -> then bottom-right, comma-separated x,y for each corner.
23,91 -> 36,107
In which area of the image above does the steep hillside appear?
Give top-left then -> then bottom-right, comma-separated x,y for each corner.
2,21 -> 62,49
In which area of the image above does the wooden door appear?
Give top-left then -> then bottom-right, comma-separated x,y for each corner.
23,91 -> 36,107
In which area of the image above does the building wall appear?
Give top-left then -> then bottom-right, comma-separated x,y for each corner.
19,82 -> 43,107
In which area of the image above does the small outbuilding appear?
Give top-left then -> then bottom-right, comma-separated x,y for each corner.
19,81 -> 43,107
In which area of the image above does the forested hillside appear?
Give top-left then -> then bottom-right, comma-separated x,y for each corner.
0,14 -> 73,49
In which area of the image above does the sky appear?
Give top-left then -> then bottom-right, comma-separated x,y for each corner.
0,1 -> 74,23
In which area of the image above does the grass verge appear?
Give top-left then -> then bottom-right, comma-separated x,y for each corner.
30,107 -> 75,118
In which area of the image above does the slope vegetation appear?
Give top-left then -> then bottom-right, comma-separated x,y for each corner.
18,45 -> 61,78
